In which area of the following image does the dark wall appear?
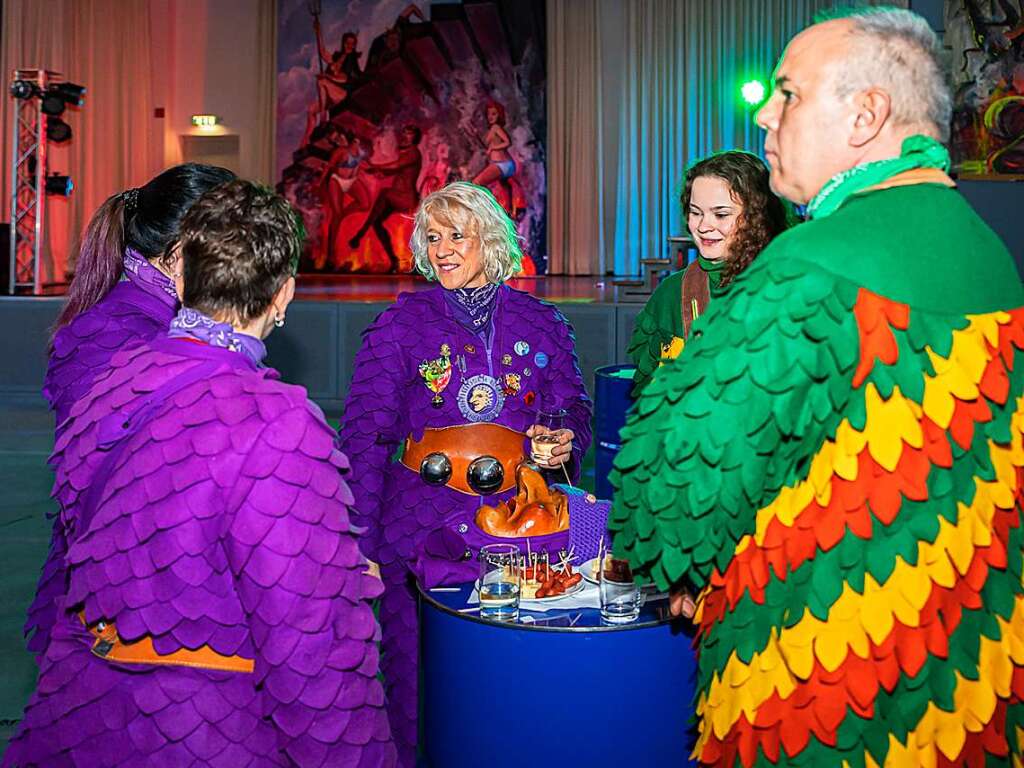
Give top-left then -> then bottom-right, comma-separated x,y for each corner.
910,0 -> 1024,277
0,298 -> 634,417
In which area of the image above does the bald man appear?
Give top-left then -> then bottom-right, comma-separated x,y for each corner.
610,8 -> 1024,766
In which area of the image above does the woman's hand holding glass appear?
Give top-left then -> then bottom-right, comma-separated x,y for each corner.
525,424 -> 574,466
526,408 -> 573,467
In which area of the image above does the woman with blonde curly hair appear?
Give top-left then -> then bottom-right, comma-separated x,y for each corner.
628,150 -> 789,393
339,181 -> 592,765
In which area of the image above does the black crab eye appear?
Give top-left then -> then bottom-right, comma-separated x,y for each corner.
420,453 -> 452,485
467,456 -> 503,495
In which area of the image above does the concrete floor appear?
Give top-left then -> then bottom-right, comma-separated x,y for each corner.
0,401 -> 54,748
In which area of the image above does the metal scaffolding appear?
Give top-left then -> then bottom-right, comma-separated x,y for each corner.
8,69 -> 57,295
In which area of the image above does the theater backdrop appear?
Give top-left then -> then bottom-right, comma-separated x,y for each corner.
945,0 -> 1024,177
276,0 -> 547,275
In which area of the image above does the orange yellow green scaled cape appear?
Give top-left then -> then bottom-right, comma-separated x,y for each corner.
610,156 -> 1024,766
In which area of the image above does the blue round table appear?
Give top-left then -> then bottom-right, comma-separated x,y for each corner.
418,582 -> 698,767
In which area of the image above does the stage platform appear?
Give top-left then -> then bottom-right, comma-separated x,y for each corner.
0,275 -> 647,414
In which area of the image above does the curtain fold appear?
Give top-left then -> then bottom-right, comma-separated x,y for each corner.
66,1 -> 160,275
252,0 -> 278,185
548,0 -> 908,275
546,0 -> 602,275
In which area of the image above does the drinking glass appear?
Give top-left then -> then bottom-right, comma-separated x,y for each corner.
599,557 -> 641,624
530,408 -> 567,468
479,543 -> 520,622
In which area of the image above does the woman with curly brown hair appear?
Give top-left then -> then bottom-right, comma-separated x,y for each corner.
628,150 -> 789,393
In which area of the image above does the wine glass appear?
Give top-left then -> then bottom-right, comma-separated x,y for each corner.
530,408 -> 567,468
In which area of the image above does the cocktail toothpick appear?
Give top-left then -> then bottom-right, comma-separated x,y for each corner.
554,546 -> 576,573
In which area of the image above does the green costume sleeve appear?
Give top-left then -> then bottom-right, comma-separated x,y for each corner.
626,271 -> 685,396
610,255 -> 861,591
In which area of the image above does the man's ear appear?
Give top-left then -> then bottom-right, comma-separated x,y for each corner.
849,87 -> 891,147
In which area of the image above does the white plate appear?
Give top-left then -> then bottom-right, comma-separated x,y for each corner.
519,574 -> 586,603
578,557 -> 604,584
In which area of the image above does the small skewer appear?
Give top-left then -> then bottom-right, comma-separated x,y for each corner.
561,460 -> 573,488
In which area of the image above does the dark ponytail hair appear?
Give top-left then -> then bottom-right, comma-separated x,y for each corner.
52,162 -> 236,336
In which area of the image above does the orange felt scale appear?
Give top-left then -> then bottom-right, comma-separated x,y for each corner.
852,291 -> 909,388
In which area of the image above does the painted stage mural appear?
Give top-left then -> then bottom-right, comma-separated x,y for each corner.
945,0 -> 1024,176
276,0 -> 547,274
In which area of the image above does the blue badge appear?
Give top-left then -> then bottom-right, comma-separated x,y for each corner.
514,340 -> 530,356
457,374 -> 506,423
533,351 -> 549,369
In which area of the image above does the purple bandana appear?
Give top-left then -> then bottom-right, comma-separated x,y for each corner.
122,248 -> 178,306
442,282 -> 500,335
167,307 -> 267,366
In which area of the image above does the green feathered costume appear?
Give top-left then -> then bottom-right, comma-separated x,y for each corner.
610,136 -> 1024,766
627,257 -> 724,396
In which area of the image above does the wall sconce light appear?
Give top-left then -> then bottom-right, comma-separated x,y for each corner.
191,114 -> 219,129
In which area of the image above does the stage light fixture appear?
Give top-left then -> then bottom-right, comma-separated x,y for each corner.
45,173 -> 73,196
46,117 -> 72,143
40,91 -> 66,117
39,82 -> 86,117
741,80 -> 766,106
52,82 -> 86,106
10,79 -> 36,100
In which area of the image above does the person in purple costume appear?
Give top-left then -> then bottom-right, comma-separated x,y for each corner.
44,163 -> 236,431
339,181 -> 592,765
27,164 -> 235,661
4,180 -> 396,767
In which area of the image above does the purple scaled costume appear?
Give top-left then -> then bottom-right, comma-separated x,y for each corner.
5,319 -> 396,767
338,284 -> 593,766
27,250 -> 178,660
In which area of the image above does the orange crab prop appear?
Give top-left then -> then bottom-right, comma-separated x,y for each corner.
475,465 -> 569,538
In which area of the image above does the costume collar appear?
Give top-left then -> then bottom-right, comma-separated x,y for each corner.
806,134 -> 951,220
442,282 -> 501,335
697,255 -> 724,289
122,248 -> 178,307
167,307 -> 267,366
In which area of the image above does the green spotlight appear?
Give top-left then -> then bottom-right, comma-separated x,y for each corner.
741,80 -> 766,106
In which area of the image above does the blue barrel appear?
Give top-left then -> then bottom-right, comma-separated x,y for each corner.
594,363 -> 637,500
419,584 -> 697,767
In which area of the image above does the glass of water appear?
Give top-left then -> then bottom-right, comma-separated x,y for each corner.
479,543 -> 520,622
599,557 -> 641,624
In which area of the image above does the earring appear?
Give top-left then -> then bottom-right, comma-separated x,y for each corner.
274,313 -> 285,328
